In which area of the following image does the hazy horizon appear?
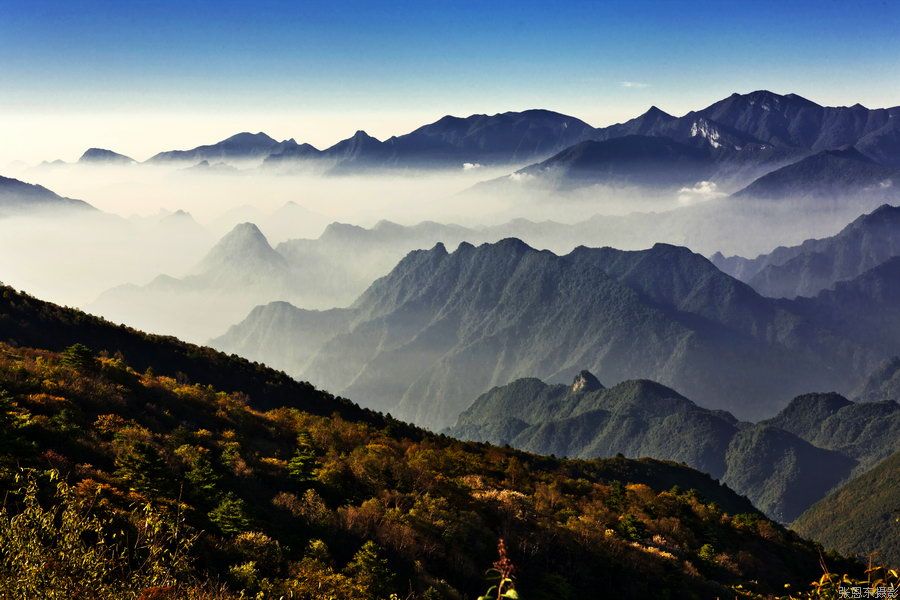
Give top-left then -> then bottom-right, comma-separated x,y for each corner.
3,0 -> 900,165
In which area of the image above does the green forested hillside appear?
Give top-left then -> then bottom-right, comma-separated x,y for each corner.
793,450 -> 900,568
448,374 -> 899,523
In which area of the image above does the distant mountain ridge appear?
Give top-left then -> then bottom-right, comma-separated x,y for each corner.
267,109 -> 598,171
0,175 -> 95,216
509,135 -> 717,189
66,90 -> 900,173
147,131 -> 298,164
472,92 -> 900,197
731,147 -> 898,203
711,203 -> 900,298
213,237 -> 900,430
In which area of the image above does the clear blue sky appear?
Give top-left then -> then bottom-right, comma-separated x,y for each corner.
2,0 -> 899,162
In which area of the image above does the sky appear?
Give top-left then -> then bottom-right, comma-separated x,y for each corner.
2,0 -> 900,164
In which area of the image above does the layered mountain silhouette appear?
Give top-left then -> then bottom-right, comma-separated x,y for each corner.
63,91 -> 900,179
504,135 -> 717,189
88,223 -> 304,342
0,175 -> 94,216
711,203 -> 900,298
446,371 -> 899,522
589,90 -> 900,158
213,237 -> 900,430
265,110 -> 597,171
789,256 -> 900,358
471,91 -> 900,198
732,147 -> 898,203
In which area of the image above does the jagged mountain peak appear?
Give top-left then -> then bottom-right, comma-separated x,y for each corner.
351,130 -> 378,141
571,370 -> 603,394
641,105 -> 675,120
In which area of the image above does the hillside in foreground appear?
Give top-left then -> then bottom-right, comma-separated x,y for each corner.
0,284 -> 862,598
793,450 -> 900,568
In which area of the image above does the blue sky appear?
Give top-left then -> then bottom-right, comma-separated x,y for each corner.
2,0 -> 899,162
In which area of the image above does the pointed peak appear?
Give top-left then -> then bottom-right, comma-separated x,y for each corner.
222,221 -> 268,244
571,370 -> 603,394
643,105 -> 673,119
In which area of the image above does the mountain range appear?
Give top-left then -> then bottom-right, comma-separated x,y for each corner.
711,203 -> 900,298
595,91 -> 900,160
445,371 -> 899,523
49,91 -> 900,179
731,147 -> 898,203
102,196 -> 900,349
212,236 -> 900,430
87,222 -> 313,342
147,131 -> 299,164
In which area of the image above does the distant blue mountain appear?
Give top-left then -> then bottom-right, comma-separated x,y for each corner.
0,175 -> 95,215
147,132 -> 297,163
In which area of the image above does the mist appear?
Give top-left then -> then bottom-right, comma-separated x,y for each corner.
2,158 -> 893,346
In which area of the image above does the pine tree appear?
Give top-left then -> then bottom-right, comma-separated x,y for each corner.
344,541 -> 396,599
208,493 -> 250,536
60,343 -> 96,371
113,438 -> 170,495
287,431 -> 318,485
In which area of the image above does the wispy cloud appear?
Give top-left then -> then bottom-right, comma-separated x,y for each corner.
620,81 -> 649,89
678,180 -> 725,204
